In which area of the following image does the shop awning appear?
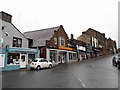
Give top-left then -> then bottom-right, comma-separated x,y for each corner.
8,48 -> 38,53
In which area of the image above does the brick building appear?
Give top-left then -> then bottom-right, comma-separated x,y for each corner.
77,32 -> 93,58
84,28 -> 106,56
77,28 -> 105,57
68,34 -> 87,61
106,38 -> 117,54
77,28 -> 117,57
24,25 -> 76,64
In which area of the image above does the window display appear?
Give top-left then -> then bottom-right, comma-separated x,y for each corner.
7,53 -> 20,65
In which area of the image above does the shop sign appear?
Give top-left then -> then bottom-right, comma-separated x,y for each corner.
87,46 -> 90,49
77,46 -> 86,51
99,45 -> 102,48
59,46 -> 73,51
87,50 -> 92,53
0,38 -> 3,43
0,54 -> 5,68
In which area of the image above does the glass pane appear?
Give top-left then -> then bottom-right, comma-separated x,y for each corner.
21,56 -> 25,62
33,59 -> 38,62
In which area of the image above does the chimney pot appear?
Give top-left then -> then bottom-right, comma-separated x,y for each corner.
71,34 -> 74,40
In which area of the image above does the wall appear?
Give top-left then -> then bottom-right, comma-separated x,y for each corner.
85,29 -> 96,38
1,19 -> 28,48
40,47 -> 46,59
48,25 -> 68,47
77,34 -> 91,45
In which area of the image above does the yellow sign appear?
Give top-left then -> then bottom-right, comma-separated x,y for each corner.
59,46 -> 73,51
99,45 -> 102,48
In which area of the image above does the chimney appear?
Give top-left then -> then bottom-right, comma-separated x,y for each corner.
102,33 -> 105,37
71,34 -> 74,40
82,31 -> 86,35
0,11 -> 12,23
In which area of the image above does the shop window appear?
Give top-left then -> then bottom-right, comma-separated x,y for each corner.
13,37 -> 22,48
54,38 -> 57,45
7,53 -> 20,65
21,56 -> 25,62
28,54 -> 35,64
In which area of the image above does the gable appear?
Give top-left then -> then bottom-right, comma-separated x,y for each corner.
48,25 -> 69,47
1,19 -> 28,48
24,26 -> 60,47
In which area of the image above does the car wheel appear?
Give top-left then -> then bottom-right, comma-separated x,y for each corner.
49,64 -> 52,69
36,66 -> 41,70
115,62 -> 117,67
113,62 -> 115,66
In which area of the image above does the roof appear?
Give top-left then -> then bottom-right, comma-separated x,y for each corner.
23,26 -> 60,47
0,19 -> 28,40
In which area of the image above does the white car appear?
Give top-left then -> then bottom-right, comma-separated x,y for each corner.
30,58 -> 53,70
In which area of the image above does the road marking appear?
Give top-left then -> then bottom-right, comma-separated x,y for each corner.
78,78 -> 86,88
82,83 -> 86,88
78,79 -> 82,82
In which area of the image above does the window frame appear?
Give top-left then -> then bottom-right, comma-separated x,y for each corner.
12,37 -> 22,48
59,36 -> 65,46
54,38 -> 57,45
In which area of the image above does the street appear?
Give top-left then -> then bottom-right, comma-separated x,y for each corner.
1,55 -> 119,88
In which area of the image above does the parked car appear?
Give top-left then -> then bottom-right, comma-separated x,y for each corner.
112,54 -> 120,69
112,56 -> 118,67
117,54 -> 120,69
30,58 -> 53,70
118,58 -> 120,69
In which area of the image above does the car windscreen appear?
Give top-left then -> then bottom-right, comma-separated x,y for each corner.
32,59 -> 38,62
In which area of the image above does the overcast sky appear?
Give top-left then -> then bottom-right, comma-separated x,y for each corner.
1,0 -> 119,47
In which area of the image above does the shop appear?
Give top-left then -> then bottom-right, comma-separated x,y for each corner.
79,51 -> 87,60
69,52 -> 77,60
92,47 -> 100,57
77,45 -> 87,61
46,46 -> 76,64
0,45 -> 38,71
86,46 -> 93,58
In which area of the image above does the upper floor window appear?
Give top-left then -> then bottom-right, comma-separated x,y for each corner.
13,37 -> 22,48
54,38 -> 57,45
59,37 -> 65,46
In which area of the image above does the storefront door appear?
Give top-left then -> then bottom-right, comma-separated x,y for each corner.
20,54 -> 27,68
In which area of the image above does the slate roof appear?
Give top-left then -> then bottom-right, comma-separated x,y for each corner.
23,26 -> 60,47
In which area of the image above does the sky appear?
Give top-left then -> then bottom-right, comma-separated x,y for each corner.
1,0 -> 119,48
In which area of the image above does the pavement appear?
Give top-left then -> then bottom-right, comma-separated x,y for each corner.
1,54 -> 119,89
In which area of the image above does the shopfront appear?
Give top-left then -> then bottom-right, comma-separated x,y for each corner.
69,52 -> 77,60
48,49 -> 69,64
77,45 -> 87,61
92,47 -> 100,57
86,46 -> 93,58
0,45 -> 38,71
46,46 -> 76,64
